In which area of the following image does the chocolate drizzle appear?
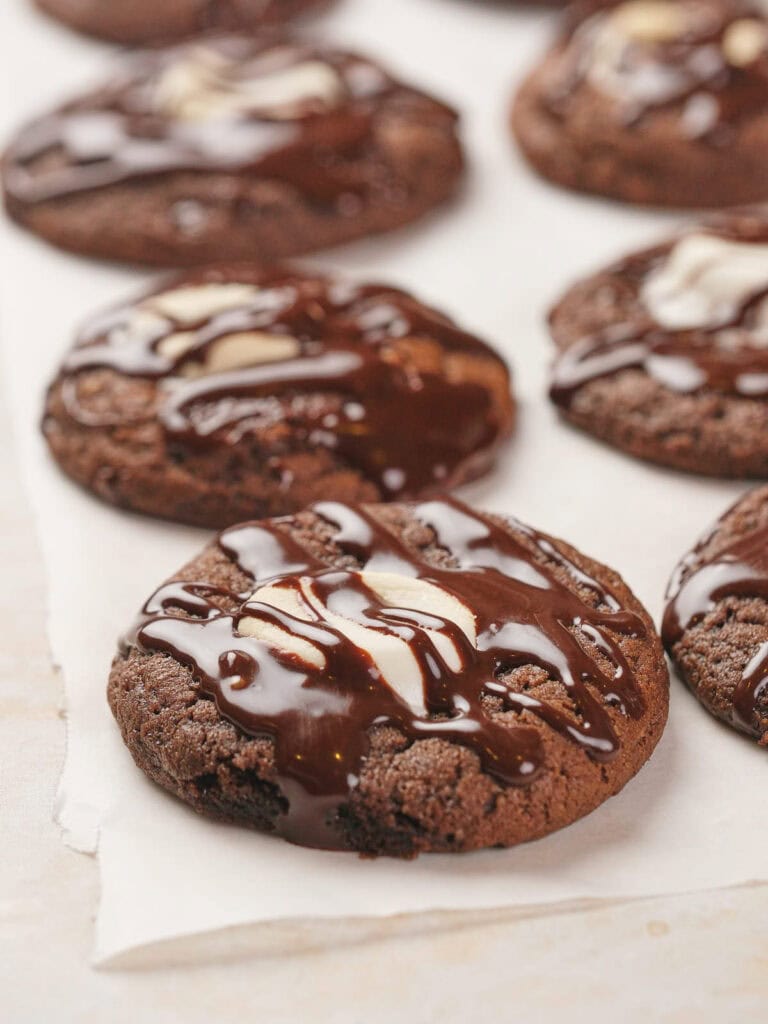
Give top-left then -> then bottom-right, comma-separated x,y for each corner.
54,267 -> 511,499
122,498 -> 648,849
547,0 -> 768,143
4,38 -> 451,208
550,231 -> 768,409
663,514 -> 768,733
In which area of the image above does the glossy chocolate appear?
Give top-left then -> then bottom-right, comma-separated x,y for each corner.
550,228 -> 768,409
548,0 -> 768,143
663,513 -> 768,734
122,498 -> 648,849
4,37 -> 453,208
54,266 -> 511,500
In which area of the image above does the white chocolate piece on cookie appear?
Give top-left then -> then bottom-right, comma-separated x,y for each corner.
240,571 -> 478,713
722,18 -> 768,68
145,282 -> 260,323
155,47 -> 344,121
642,233 -> 768,330
611,0 -> 690,43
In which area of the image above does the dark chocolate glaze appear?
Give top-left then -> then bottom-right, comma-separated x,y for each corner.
122,498 -> 648,849
55,266 -> 510,500
663,515 -> 768,734
547,0 -> 768,143
550,229 -> 768,409
4,37 -> 453,208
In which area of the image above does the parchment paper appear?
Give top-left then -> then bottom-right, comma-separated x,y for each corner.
1,0 -> 766,968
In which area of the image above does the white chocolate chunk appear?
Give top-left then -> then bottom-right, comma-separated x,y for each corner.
722,18 -> 768,67
239,584 -> 326,670
361,571 -> 477,672
161,331 -> 301,377
586,2 -> 689,100
143,282 -> 260,323
155,330 -> 197,360
155,46 -> 344,121
138,283 -> 300,375
299,580 -> 428,714
105,308 -> 168,348
240,571 -> 478,713
154,46 -> 227,118
642,233 -> 768,330
611,0 -> 689,42
236,60 -> 344,114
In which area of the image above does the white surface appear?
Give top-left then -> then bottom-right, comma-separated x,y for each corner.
1,0 -> 766,968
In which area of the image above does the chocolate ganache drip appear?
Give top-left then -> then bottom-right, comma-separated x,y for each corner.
4,38 -> 448,207
122,498 -> 647,849
549,0 -> 768,143
55,268 -> 509,499
550,226 -> 768,409
663,517 -> 768,733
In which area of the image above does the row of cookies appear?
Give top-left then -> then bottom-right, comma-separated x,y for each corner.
13,0 -> 768,483
35,225 -> 767,852
3,0 -> 765,857
521,0 -> 768,766
41,210 -> 768,521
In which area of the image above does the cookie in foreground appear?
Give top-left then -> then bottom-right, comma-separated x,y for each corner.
33,0 -> 332,45
512,0 -> 768,207
110,498 -> 669,855
3,36 -> 464,264
549,210 -> 768,476
663,486 -> 768,746
42,264 -> 514,527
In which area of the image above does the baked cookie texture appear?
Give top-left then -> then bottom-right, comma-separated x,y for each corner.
42,264 -> 514,528
663,485 -> 768,746
512,0 -> 768,207
3,37 -> 464,265
548,209 -> 768,476
109,498 -> 669,855
34,0 -> 332,45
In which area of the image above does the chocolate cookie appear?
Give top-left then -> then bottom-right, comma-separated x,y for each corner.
42,264 -> 514,528
3,37 -> 464,265
34,0 -> 332,46
109,497 -> 669,854
548,211 -> 768,476
663,485 -> 768,745
512,0 -> 768,207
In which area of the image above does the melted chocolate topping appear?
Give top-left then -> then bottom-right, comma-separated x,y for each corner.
55,267 -> 510,499
662,511 -> 768,733
548,0 -> 768,143
122,498 -> 648,849
4,38 -> 452,208
550,229 -> 768,409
